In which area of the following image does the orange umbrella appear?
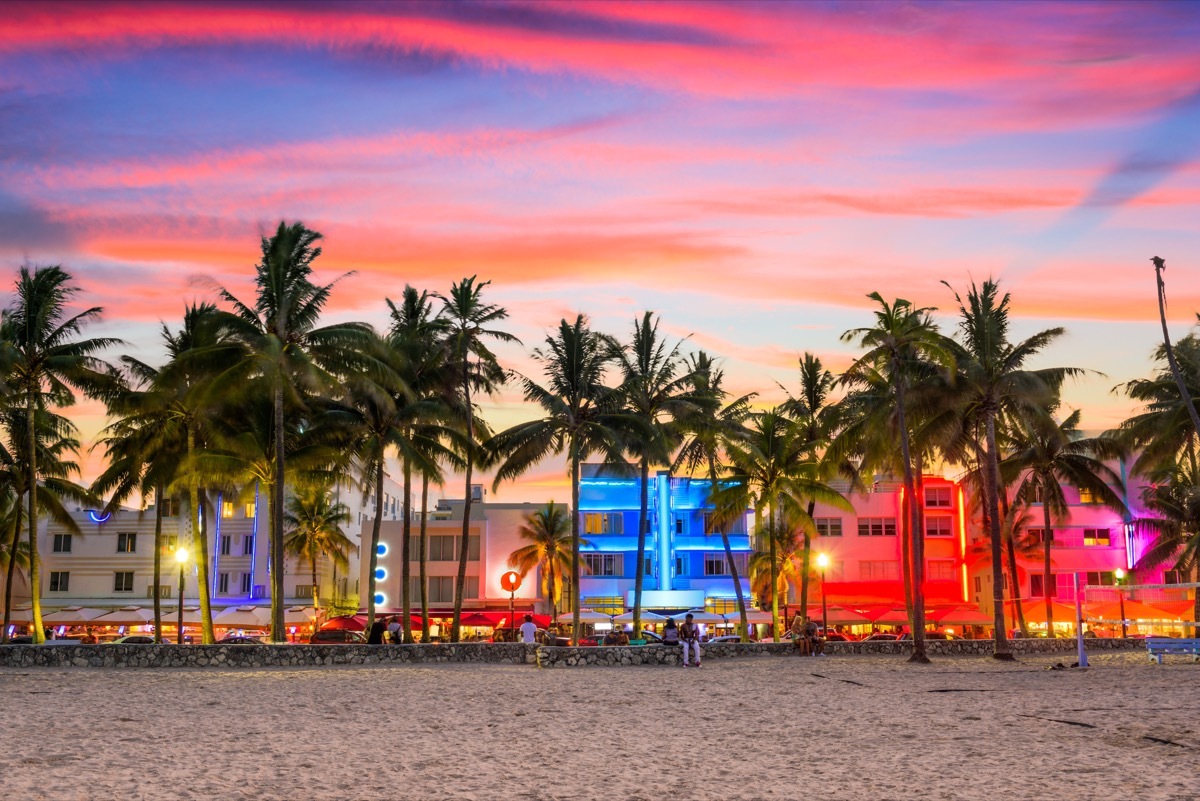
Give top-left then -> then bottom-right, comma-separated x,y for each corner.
1010,599 -> 1078,623
1091,599 -> 1175,621
1150,599 -> 1194,618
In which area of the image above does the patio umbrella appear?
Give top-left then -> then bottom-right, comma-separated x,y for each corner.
42,606 -> 108,624
614,610 -> 666,623
4,607 -> 34,623
930,607 -> 993,626
320,614 -> 367,631
213,605 -> 270,627
1011,599 -> 1078,624
733,609 -> 774,625
871,608 -> 911,624
284,606 -> 317,626
89,606 -> 157,626
1149,599 -> 1194,618
1092,599 -> 1173,622
679,609 -> 724,624
821,606 -> 871,625
161,607 -> 204,625
460,612 -> 497,627
557,608 -> 612,623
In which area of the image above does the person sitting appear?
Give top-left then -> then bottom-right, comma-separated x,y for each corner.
791,614 -> 810,656
803,616 -> 824,656
603,628 -> 622,645
615,627 -> 630,646
662,618 -> 680,646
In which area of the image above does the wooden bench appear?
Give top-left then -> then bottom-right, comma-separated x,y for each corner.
1145,637 -> 1200,664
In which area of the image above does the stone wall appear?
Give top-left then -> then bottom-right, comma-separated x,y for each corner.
0,642 -> 538,669
0,637 -> 1141,669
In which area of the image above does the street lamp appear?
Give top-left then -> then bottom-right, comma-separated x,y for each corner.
1115,568 -> 1128,638
816,553 -> 830,638
175,546 -> 189,645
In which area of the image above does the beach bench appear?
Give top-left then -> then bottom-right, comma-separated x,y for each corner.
1145,637 -> 1200,664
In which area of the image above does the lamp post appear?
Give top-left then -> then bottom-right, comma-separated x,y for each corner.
175,546 -> 189,645
1115,568 -> 1128,638
501,571 -> 521,641
816,553 -> 830,638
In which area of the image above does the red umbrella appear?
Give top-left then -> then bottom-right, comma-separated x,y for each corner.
320,614 -> 367,632
459,612 -> 497,627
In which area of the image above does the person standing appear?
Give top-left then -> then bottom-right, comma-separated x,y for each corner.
519,614 -> 538,644
386,616 -> 402,644
680,613 -> 702,668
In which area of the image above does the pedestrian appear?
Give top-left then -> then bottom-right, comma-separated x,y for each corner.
386,616 -> 402,644
367,617 -> 386,644
680,613 -> 702,668
519,614 -> 538,644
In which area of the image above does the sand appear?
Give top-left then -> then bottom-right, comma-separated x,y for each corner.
1,651 -> 1197,801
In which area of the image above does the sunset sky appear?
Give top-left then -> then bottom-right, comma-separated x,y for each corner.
3,0 -> 1200,501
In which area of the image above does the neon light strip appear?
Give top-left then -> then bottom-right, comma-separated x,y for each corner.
958,488 -> 969,602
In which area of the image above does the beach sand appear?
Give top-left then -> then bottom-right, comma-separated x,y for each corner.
1,651 -> 1197,801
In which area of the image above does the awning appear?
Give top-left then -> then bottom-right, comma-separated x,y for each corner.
214,606 -> 270,628
557,608 -> 612,623
321,614 -> 367,632
1148,599 -> 1194,618
42,606 -> 108,624
870,608 -> 911,624
1008,599 -> 1078,624
929,606 -> 993,626
820,606 -> 871,625
89,606 -> 157,626
1091,599 -> 1178,621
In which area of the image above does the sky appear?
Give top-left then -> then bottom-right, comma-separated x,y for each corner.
2,0 -> 1200,503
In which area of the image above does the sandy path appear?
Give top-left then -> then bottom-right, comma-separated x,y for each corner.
1,652 -> 1197,801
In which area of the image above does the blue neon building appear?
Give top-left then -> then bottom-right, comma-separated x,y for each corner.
575,464 -> 751,612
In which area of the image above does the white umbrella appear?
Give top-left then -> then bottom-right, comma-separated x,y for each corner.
557,608 -> 612,623
284,606 -> 317,626
162,607 -> 204,625
680,609 -> 724,624
614,610 -> 666,623
214,605 -> 270,627
89,606 -> 158,626
4,607 -> 34,623
729,609 -> 774,625
42,606 -> 108,624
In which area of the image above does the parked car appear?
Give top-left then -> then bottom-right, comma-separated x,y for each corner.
309,629 -> 366,644
823,633 -> 854,642
108,634 -> 156,644
639,629 -> 664,644
218,635 -> 263,645
897,631 -> 959,641
706,635 -> 743,644
862,633 -> 899,641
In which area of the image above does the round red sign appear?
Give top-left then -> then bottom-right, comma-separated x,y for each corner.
500,571 -> 521,592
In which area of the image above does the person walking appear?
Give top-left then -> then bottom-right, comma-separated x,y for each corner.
519,614 -> 538,644
680,613 -> 702,668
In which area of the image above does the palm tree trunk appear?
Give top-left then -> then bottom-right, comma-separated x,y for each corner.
799,500 -> 814,621
366,452 -> 385,635
632,457 -> 649,637
984,413 -> 1013,659
999,488 -> 1027,637
570,441 -> 581,646
1042,485 -> 1054,635
187,426 -> 215,644
711,456 -> 749,641
27,387 -> 44,644
895,381 -> 929,663
1154,258 -> 1200,436
401,458 -> 413,643
452,361 -> 474,644
2,496 -> 24,642
153,484 -> 163,643
311,556 -> 319,616
271,380 -> 286,643
419,473 -> 430,641
770,500 -> 780,643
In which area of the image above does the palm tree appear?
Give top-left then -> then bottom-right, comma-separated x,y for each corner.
490,315 -> 627,645
673,352 -> 754,640
748,516 -> 806,614
215,222 -> 374,642
436,277 -> 517,642
1136,460 -> 1200,623
506,501 -> 583,622
841,293 -> 953,662
2,265 -> 119,643
1002,407 -> 1127,632
1151,257 -> 1200,437
611,312 -> 694,636
718,408 -> 851,641
282,484 -> 357,614
1117,333 -> 1200,478
942,279 -> 1079,660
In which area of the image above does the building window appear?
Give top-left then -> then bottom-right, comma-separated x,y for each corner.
973,576 -> 982,593
427,576 -> 478,603
583,596 -> 624,614
815,518 -> 842,537
926,560 -> 956,582
114,571 -> 134,592
116,532 -> 137,553
429,535 -> 479,561
52,533 -> 72,553
1164,570 -> 1185,584
218,573 -> 230,594
295,584 -> 314,598
859,560 -> 899,580
1085,571 -> 1116,587
49,571 -> 69,592
675,517 -> 684,535
925,487 -> 952,508
160,497 -> 177,517
243,535 -> 254,556
1077,487 -> 1097,504
219,535 -> 231,556
643,557 -> 654,578
244,502 -> 255,518
702,512 -> 718,535
857,518 -> 897,537
925,517 -> 953,537
1028,528 -> 1051,544
1030,573 -> 1057,597
583,553 -> 623,576
1083,528 -> 1111,546
583,513 -> 623,534
702,552 -> 749,576
675,556 -> 685,577
221,501 -> 235,519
